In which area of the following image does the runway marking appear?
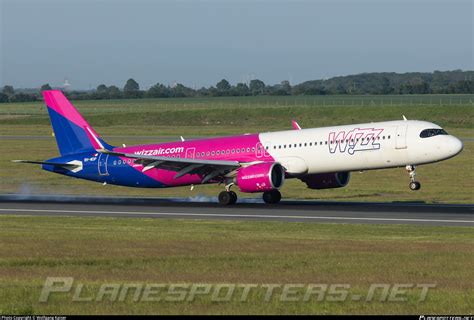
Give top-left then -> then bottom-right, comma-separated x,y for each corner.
0,208 -> 472,224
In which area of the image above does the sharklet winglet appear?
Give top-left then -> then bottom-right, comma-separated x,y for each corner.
292,119 -> 302,130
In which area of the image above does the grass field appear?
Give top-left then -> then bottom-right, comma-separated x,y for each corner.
0,215 -> 473,315
0,94 -> 473,203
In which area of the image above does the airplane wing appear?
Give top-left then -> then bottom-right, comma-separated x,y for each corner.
98,149 -> 242,182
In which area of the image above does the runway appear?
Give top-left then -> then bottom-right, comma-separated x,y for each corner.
0,195 -> 472,226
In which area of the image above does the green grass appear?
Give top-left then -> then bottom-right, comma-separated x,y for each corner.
1,95 -> 473,132
0,215 -> 472,314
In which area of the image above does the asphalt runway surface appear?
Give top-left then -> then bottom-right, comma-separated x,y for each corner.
0,195 -> 472,226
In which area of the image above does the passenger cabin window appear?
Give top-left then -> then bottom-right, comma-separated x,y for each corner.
420,128 -> 448,138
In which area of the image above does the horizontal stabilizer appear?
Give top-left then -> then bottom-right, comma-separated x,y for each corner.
12,160 -> 83,173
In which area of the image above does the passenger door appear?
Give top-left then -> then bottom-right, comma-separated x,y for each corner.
185,148 -> 196,159
395,125 -> 408,149
98,153 -> 109,175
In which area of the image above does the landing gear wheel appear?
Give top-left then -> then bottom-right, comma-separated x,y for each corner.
218,191 -> 237,205
406,165 -> 421,191
229,191 -> 237,204
263,190 -> 281,204
409,181 -> 421,191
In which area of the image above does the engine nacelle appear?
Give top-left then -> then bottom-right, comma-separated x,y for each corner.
301,172 -> 350,189
236,162 -> 285,193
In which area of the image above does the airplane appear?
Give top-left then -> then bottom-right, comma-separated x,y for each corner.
14,90 -> 464,205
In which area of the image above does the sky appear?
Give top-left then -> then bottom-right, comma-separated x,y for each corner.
0,0 -> 472,90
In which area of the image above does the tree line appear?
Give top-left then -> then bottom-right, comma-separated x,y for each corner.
1,70 -> 472,103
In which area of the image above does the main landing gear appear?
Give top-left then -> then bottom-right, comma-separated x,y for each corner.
406,165 -> 421,191
218,190 -> 237,205
262,189 -> 281,204
218,189 -> 282,205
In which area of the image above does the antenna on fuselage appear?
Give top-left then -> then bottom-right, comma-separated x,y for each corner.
180,136 -> 185,142
402,115 -> 407,121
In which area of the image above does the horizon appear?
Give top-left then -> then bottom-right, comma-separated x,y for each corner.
1,0 -> 473,90
7,69 -> 474,91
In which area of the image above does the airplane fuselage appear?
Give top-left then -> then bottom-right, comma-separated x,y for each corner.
43,119 -> 463,189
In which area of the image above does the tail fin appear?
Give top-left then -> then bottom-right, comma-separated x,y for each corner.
43,90 -> 112,155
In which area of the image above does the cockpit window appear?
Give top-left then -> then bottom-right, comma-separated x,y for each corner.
420,128 -> 448,138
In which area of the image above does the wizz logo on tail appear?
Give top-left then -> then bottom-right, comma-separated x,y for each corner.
329,128 -> 384,155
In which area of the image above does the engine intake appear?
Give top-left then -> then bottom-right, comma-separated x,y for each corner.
301,172 -> 350,189
236,162 -> 284,193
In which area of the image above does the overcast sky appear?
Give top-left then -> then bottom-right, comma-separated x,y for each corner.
1,0 -> 472,89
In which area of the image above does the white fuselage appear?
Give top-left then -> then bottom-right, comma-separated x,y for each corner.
260,120 -> 463,175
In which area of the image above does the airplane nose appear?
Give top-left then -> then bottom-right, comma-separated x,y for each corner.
450,136 -> 464,156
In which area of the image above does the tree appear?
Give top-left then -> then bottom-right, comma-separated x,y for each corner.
0,93 -> 9,103
124,78 -> 139,91
2,85 -> 14,96
216,79 -> 231,95
249,79 -> 265,95
234,83 -> 250,96
280,80 -> 291,95
170,83 -> 194,98
97,84 -> 108,93
123,78 -> 140,98
197,87 -> 211,97
146,83 -> 170,98
9,93 -> 37,102
380,77 -> 391,94
107,86 -> 122,99
95,84 -> 109,99
40,83 -> 52,91
335,83 -> 347,94
447,80 -> 474,94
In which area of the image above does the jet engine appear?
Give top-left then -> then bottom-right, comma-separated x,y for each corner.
236,162 -> 285,193
301,172 -> 350,189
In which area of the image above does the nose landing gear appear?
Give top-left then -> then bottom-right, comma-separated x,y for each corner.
406,165 -> 421,191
